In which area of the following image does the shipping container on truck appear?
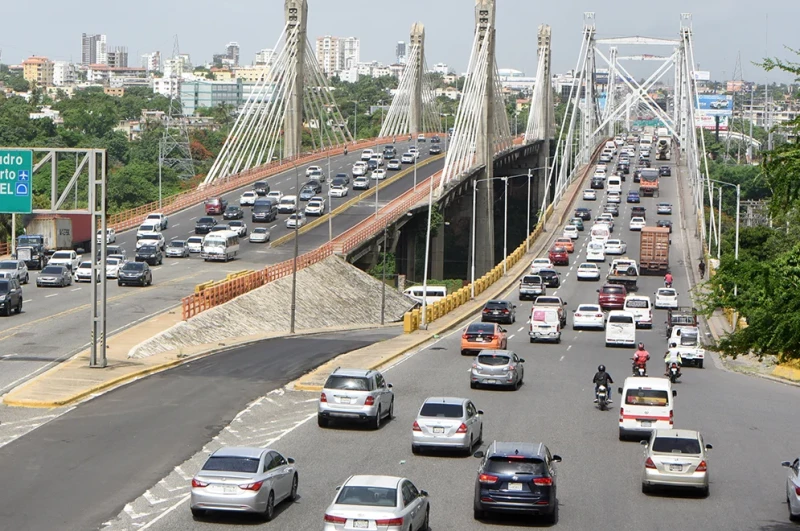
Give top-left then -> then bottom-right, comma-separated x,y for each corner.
639,226 -> 670,274
639,168 -> 660,197
23,213 -> 93,252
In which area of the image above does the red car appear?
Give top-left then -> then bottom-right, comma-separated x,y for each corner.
597,283 -> 627,310
204,197 -> 228,215
548,246 -> 569,266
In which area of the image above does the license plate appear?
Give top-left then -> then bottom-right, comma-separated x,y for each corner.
508,483 -> 523,491
433,427 -> 444,434
669,464 -> 682,472
487,379 -> 497,384
353,520 -> 369,529
641,420 -> 652,427
339,397 -> 351,404
476,338 -> 486,342
223,485 -> 237,493
493,311 -> 500,314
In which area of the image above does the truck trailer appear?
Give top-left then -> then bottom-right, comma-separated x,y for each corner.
639,226 -> 670,274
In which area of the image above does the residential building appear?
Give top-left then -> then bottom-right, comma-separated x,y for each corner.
234,66 -> 269,83
180,79 -> 245,115
141,51 -> 162,72
52,61 -> 77,86
388,64 -> 405,78
107,47 -> 128,68
434,86 -> 461,100
209,68 -> 233,82
336,67 -> 359,83
442,73 -> 457,85
432,63 -> 451,76
81,33 -> 107,66
104,87 -> 125,97
226,42 -> 240,66
396,41 -> 407,65
254,48 -> 274,66
152,77 -> 180,98
342,37 -> 360,70
29,106 -> 62,124
316,35 -> 343,75
85,64 -> 146,84
163,55 -> 192,78
22,56 -> 55,87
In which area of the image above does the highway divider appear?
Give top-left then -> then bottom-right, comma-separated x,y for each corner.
269,154 -> 445,248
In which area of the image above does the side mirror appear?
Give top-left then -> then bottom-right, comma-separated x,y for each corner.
596,289 -> 600,293
519,358 -> 526,363
617,387 -> 623,394
640,440 -> 648,446
672,390 -> 677,397
76,248 -> 85,254
705,444 -> 713,450
387,383 -> 393,388
287,457 -> 296,464
335,485 -> 341,490
477,410 -> 484,415
419,490 -> 429,497
563,301 -> 567,305
781,461 -> 792,467
473,451 -> 485,459
552,455 -> 562,462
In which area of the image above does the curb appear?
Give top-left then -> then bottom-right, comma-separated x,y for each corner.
2,324 -> 399,408
269,155 -> 445,248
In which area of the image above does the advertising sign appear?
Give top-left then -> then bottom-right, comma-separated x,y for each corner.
696,95 -> 732,116
0,150 -> 33,214
692,70 -> 711,81
695,112 -> 729,131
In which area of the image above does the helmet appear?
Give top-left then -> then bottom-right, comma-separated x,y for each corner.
598,365 -> 606,372
637,342 -> 645,350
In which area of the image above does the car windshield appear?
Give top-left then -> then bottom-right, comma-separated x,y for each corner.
0,280 -> 10,292
578,305 -> 600,312
602,286 -> 624,294
229,221 -> 242,226
485,456 -> 546,475
477,354 -> 511,366
202,456 -> 260,474
652,437 -> 701,454
608,314 -> 633,324
625,389 -> 669,406
52,252 -> 71,259
188,238 -> 202,243
170,241 -> 185,248
123,263 -> 145,271
522,276 -> 541,284
107,259 -> 120,265
78,262 -> 91,268
198,218 -> 214,224
485,302 -> 508,310
679,331 -> 699,346
658,289 -> 676,296
41,266 -> 64,274
324,376 -> 370,391
419,403 -> 463,418
539,270 -> 556,278
467,323 -> 496,334
532,309 -> 558,323
0,262 -> 16,270
253,228 -> 267,233
336,486 -> 397,507
17,236 -> 42,246
626,299 -> 649,308
139,246 -> 157,253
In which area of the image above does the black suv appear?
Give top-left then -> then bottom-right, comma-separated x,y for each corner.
135,245 -> 163,266
195,217 -> 217,234
574,207 -> 592,221
302,180 -> 323,194
223,206 -> 244,220
591,177 -> 605,189
253,181 -> 270,196
473,441 -> 562,523
659,166 -> 671,176
604,203 -> 619,217
538,269 -> 561,288
118,261 -> 152,287
630,206 -> 646,219
382,146 -> 397,159
481,300 -> 516,324
334,173 -> 350,184
0,278 -> 23,316
430,145 -> 442,155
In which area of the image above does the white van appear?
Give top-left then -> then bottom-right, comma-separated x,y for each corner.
618,377 -> 676,440
528,307 -> 561,343
590,224 -> 611,244
403,285 -> 447,305
624,295 -> 653,329
201,230 -> 240,262
278,195 -> 298,214
136,223 -> 161,238
605,310 -> 636,347
607,176 -> 622,193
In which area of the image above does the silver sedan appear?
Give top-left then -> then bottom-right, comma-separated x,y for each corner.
641,429 -> 712,495
190,446 -> 298,521
412,397 -> 483,455
470,350 -> 524,389
249,227 -> 271,243
782,458 -> 800,521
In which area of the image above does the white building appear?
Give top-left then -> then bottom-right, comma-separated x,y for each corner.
432,63 -> 451,76
254,48 -> 274,66
342,37 -> 360,70
336,67 -> 359,83
152,77 -> 180,98
396,41 -> 407,65
141,51 -> 162,72
498,68 -> 536,92
52,61 -> 77,86
315,36 -> 360,76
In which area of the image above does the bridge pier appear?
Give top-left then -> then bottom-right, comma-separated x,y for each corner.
431,228 -> 445,281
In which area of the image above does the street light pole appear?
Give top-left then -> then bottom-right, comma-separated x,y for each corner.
158,141 -> 163,209
717,184 -> 722,261
470,179 -> 477,299
289,161 -> 300,334
380,221 -> 388,325
503,176 -> 508,275
420,169 -> 435,329
526,167 -> 532,252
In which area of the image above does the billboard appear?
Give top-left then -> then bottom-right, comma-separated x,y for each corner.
692,70 -> 711,81
695,112 -> 729,131
696,95 -> 732,116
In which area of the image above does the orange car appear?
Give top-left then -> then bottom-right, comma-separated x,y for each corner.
554,237 -> 574,253
461,322 -> 508,355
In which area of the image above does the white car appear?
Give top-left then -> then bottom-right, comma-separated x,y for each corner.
352,177 -> 370,190
227,220 -> 248,237
371,169 -> 387,180
607,191 -> 621,204
329,185 -> 349,198
655,287 -> 679,309
781,457 -> 800,521
586,241 -> 606,262
352,162 -> 368,176
597,214 -> 615,232
266,190 -> 284,203
305,199 -> 326,216
75,261 -> 99,282
583,189 -> 597,201
145,213 -> 169,230
605,239 -> 627,255
370,154 -> 384,166
530,258 -> 553,274
306,165 -> 322,176
49,250 -> 81,271
572,303 -> 605,330
186,236 -> 204,253
629,217 -> 646,231
97,228 -> 116,244
249,227 -> 271,243
165,240 -> 189,258
401,152 -> 415,163
576,262 -> 601,281
360,150 -> 374,162
387,159 -> 401,170
136,232 -> 165,250
239,191 -> 257,206
285,212 -> 306,229
563,225 -> 579,240
105,257 -> 123,278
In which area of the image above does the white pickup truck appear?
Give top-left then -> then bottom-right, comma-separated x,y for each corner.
48,250 -> 81,272
529,306 -> 562,343
668,326 -> 705,368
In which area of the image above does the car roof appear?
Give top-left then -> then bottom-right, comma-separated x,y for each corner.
652,428 -> 700,440
331,368 -> 374,378
422,396 -> 468,406
486,300 -> 510,304
577,303 -> 601,309
345,475 -> 402,489
489,441 -> 546,459
211,446 -> 269,459
476,349 -> 512,357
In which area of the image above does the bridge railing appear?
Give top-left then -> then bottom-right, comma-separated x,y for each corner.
0,241 -> 8,256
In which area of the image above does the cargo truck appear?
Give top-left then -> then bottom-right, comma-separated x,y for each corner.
639,227 -> 670,274
639,168 -> 660,197
17,214 -> 93,257
656,137 -> 671,160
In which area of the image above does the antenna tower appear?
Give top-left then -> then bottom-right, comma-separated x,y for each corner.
161,35 -> 195,180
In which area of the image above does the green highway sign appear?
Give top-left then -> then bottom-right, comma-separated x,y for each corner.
0,150 -> 33,214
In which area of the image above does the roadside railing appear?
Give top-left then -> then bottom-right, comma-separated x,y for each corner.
0,241 -> 8,256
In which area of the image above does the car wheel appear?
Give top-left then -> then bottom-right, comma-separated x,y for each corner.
118,281 -> 123,286
464,435 -> 474,456
191,508 -> 206,519
289,473 -> 299,501
542,504 -> 558,525
263,491 -> 275,521
700,485 -> 709,497
422,507 -> 430,531
641,483 -> 651,494
470,381 -> 478,389
698,360 -> 704,369
473,508 -> 485,520
789,496 -> 800,522
477,425 -> 483,444
388,399 -> 394,420
16,299 -> 22,314
412,445 -> 422,455
3,304 -> 11,317
372,407 -> 382,430
317,415 -> 328,428
529,337 -> 535,343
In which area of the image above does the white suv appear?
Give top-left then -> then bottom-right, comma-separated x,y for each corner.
317,368 -> 394,429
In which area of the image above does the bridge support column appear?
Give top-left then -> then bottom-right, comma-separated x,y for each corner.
431,228 -> 445,281
405,232 -> 417,281
283,0 -> 308,158
409,23 -> 425,137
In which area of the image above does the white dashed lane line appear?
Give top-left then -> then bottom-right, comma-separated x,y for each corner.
517,327 -> 524,332
45,293 -> 58,298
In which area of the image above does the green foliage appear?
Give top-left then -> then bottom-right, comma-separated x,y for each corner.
368,253 -> 397,278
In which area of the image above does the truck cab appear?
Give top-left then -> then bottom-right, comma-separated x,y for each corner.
668,326 -> 705,368
518,275 -> 546,300
533,295 -> 568,327
15,235 -> 47,269
607,258 -> 639,290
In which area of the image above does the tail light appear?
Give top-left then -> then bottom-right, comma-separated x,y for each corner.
191,479 -> 208,488
669,410 -> 674,426
483,308 -> 490,313
462,333 -> 469,340
645,458 -> 656,469
596,313 -> 603,318
533,477 -> 553,486
320,392 -> 327,403
456,423 -> 468,434
239,480 -> 263,491
324,514 -> 347,524
696,460 -> 707,472
489,335 -> 497,341
479,473 -> 499,484
376,517 -> 404,526
795,486 -> 800,496
619,408 -> 624,423
364,396 -> 375,406
574,313 -> 582,317
502,309 -> 509,314
412,421 -> 422,432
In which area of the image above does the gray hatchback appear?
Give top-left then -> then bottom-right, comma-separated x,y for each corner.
318,368 -> 394,429
470,350 -> 525,389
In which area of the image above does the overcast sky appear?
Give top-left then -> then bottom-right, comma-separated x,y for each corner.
1,0 -> 796,84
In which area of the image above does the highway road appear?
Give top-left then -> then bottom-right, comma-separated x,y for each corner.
0,140 -> 441,395
3,144 -> 799,531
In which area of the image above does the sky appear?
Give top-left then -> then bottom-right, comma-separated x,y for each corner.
0,0 -> 797,84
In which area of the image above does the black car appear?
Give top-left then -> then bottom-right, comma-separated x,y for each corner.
538,269 -> 560,288
0,278 -> 23,316
118,261 -> 152,287
574,207 -> 592,221
603,203 -> 619,217
330,177 -> 348,188
135,245 -> 163,266
657,219 -> 673,233
631,206 -> 647,219
481,300 -> 516,324
209,224 -> 230,233
659,166 -> 672,176
641,159 -> 652,168
302,180 -> 323,194
253,181 -> 270,196
366,159 -> 379,171
334,172 -> 350,184
194,217 -> 217,234
473,441 -> 561,523
591,177 -> 605,189
633,170 -> 641,183
431,136 -> 441,143
430,145 -> 442,155
223,206 -> 244,220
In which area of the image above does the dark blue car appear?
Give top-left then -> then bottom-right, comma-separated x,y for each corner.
473,441 -> 561,523
626,191 -> 641,203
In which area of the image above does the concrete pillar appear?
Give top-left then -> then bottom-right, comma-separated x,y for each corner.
474,0 -> 496,276
431,227 -> 445,281
284,0 -> 308,158
536,25 -> 553,222
409,23 -> 425,137
405,230 -> 417,281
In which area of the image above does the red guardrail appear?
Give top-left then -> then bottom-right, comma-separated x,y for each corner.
0,241 -> 8,256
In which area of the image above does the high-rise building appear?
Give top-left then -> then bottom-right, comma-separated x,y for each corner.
226,42 -> 240,66
107,47 -> 128,68
342,37 -> 360,70
254,49 -> 274,66
396,41 -> 407,65
52,61 -> 77,86
432,63 -> 451,76
22,56 -> 55,86
81,33 -> 107,65
315,36 -> 360,76
141,51 -> 162,72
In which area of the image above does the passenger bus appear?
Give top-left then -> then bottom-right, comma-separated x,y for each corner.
201,231 -> 240,262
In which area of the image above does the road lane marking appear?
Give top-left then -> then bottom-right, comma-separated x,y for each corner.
24,299 -> 32,303
517,327 -> 524,332
45,294 -> 59,298
189,216 -> 197,221
508,334 -> 515,339
560,355 -> 565,361
71,288 -> 82,292
567,345 -> 572,350
172,224 -> 180,228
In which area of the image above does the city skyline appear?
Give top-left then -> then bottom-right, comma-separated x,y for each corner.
0,0 -> 795,84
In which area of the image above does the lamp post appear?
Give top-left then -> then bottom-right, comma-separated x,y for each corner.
289,160 -> 301,334
158,140 -> 163,209
420,168 -> 435,329
353,101 -> 358,140
380,220 -> 388,325
707,178 -> 741,328
503,176 -> 509,275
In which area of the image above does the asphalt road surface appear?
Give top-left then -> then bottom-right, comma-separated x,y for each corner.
0,141 -> 440,394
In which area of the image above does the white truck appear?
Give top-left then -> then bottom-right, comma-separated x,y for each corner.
667,326 -> 706,368
529,306 -> 562,343
48,250 -> 81,272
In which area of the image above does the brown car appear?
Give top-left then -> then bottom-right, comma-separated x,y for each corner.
597,283 -> 627,310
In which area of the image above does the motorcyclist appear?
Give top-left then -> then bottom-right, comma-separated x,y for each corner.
665,343 -> 683,376
664,272 -> 673,287
632,342 -> 650,375
699,259 -> 706,278
592,364 -> 614,403
343,146 -> 348,156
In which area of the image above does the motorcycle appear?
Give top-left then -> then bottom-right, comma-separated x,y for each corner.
668,363 -> 681,383
631,358 -> 648,377
664,280 -> 673,288
596,385 -> 609,411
